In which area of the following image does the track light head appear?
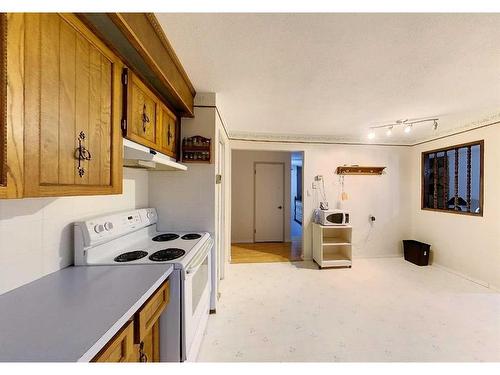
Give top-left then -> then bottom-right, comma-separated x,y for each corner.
368,130 -> 376,140
386,126 -> 393,136
404,124 -> 412,133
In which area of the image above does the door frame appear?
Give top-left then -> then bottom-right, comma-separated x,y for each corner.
217,133 -> 226,280
253,161 -> 286,243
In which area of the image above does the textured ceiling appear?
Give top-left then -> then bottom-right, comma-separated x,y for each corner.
156,13 -> 500,144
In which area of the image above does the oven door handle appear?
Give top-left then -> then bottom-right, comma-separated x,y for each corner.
186,238 -> 213,274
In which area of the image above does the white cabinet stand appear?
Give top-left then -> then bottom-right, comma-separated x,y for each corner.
312,223 -> 352,268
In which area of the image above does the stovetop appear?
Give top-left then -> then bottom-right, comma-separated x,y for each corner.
74,208 -> 212,267
78,228 -> 210,267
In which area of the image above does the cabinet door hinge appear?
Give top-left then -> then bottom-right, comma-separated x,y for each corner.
121,68 -> 128,85
121,119 -> 127,133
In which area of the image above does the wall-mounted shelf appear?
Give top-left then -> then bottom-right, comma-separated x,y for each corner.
182,135 -> 211,163
312,224 -> 352,269
336,166 -> 386,175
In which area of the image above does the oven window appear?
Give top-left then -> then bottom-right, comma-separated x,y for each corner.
191,255 -> 209,315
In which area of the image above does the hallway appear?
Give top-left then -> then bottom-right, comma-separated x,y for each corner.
231,241 -> 302,263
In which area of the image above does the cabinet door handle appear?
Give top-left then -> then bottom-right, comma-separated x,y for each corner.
142,104 -> 150,133
139,341 -> 148,362
167,123 -> 173,145
75,131 -> 92,178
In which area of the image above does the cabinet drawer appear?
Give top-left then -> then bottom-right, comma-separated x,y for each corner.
92,320 -> 135,362
135,280 -> 169,342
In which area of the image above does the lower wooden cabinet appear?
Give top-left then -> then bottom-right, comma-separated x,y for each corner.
137,321 -> 160,362
92,280 -> 169,363
93,320 -> 135,362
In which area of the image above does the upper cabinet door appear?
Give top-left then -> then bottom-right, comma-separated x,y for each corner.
22,13 -> 123,197
1,13 -> 24,199
158,103 -> 177,158
0,13 -> 7,198
127,72 -> 159,150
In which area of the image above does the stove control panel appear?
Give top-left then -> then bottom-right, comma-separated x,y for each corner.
75,208 -> 158,246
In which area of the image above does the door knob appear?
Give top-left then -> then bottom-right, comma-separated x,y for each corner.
278,206 -> 283,209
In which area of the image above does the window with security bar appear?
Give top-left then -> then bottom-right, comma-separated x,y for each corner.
421,140 -> 483,215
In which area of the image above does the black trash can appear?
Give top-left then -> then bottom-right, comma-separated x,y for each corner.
402,240 -> 430,266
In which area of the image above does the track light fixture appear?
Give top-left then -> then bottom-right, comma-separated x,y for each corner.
367,117 -> 439,138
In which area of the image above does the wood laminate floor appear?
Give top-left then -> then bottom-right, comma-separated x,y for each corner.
231,241 -> 302,264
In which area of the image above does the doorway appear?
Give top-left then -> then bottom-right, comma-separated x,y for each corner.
254,162 -> 285,242
230,150 -> 303,264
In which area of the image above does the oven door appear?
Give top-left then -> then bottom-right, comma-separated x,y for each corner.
183,238 -> 212,361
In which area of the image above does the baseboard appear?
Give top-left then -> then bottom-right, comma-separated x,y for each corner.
353,254 -> 402,259
432,262 -> 500,291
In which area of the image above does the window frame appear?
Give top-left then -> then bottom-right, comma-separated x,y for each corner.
421,140 -> 484,217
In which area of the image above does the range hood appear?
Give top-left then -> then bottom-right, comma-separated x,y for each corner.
123,139 -> 187,171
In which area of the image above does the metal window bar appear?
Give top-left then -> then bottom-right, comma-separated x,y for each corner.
433,153 -> 438,209
443,152 -> 448,209
454,148 -> 459,210
467,146 -> 471,212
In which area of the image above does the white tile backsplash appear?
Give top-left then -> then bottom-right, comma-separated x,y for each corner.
0,168 -> 149,295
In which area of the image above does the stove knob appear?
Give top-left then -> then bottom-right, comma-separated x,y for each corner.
104,222 -> 114,231
94,224 -> 104,234
147,211 -> 154,220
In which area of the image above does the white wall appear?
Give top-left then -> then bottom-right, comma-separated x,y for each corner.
410,124 -> 500,290
231,150 -> 292,243
149,106 -> 216,233
149,101 -> 231,310
0,168 -> 149,295
231,141 -> 412,260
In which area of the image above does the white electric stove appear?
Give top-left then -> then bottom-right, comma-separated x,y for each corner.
74,208 -> 213,362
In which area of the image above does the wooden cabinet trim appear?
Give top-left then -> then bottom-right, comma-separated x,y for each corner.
107,13 -> 194,117
2,13 -> 24,199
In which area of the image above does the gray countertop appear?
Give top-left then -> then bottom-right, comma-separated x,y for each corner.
0,264 -> 173,362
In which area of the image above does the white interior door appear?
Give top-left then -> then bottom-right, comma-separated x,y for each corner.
254,163 -> 285,242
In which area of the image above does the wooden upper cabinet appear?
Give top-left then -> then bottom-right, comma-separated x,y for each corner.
0,13 -> 7,198
22,13 -> 123,197
124,70 -> 179,158
159,103 -> 177,158
127,72 -> 160,150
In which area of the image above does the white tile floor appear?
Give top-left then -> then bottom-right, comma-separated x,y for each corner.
198,258 -> 500,362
